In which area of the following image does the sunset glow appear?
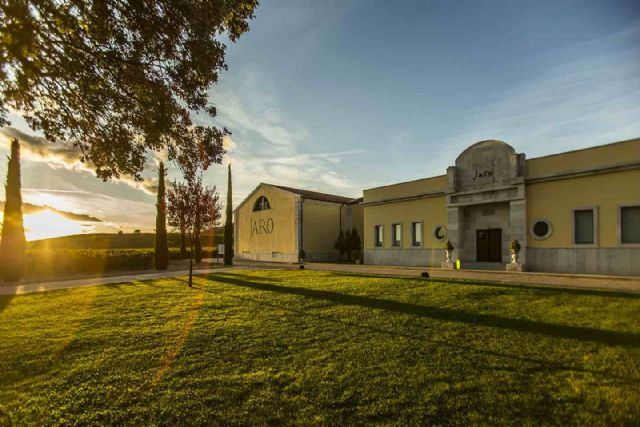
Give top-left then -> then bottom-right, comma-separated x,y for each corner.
0,209 -> 96,241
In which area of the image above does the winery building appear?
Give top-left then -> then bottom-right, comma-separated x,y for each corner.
234,184 -> 363,262
235,138 -> 640,275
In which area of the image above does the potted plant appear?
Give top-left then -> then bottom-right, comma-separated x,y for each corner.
445,240 -> 454,263
299,249 -> 306,269
510,239 -> 521,264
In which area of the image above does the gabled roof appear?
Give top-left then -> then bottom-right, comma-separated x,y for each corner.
272,185 -> 358,204
234,183 -> 361,212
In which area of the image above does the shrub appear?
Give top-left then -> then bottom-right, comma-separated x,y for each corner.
23,247 -> 221,279
446,240 -> 454,251
25,249 -> 154,278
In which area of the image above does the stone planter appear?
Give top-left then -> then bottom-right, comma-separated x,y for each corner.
441,249 -> 454,269
506,249 -> 523,272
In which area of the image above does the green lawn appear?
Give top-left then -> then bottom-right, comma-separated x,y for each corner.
1,270 -> 639,425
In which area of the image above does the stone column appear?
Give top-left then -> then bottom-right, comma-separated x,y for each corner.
509,199 -> 527,266
447,206 -> 463,262
293,195 -> 302,262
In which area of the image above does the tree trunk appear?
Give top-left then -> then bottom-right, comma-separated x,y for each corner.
188,237 -> 194,288
180,226 -> 187,259
194,232 -> 202,263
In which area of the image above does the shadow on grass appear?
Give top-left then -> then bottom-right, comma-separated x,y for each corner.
0,294 -> 13,314
187,280 -> 639,385
204,273 -> 640,349
328,271 -> 640,300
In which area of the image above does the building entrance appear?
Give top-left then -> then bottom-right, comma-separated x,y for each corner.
476,228 -> 502,262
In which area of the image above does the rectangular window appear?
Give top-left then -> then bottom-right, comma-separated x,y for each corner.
392,223 -> 402,247
411,222 -> 422,246
621,206 -> 640,244
374,225 -> 383,247
574,209 -> 595,244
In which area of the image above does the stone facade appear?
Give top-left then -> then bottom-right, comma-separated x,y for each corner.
361,138 -> 640,276
364,248 -> 443,267
445,140 -> 527,266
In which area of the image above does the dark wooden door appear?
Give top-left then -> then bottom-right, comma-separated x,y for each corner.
488,228 -> 502,262
476,229 -> 489,261
476,228 -> 502,262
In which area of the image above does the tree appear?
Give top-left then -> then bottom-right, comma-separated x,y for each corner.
179,224 -> 187,259
154,162 -> 168,270
343,228 -> 361,262
167,175 -> 221,287
334,230 -> 346,261
223,164 -> 234,265
0,139 -> 26,282
0,1 -> 258,181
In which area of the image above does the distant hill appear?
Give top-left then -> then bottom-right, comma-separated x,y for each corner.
27,228 -> 224,250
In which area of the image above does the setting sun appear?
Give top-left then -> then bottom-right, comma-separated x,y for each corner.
0,209 -> 95,241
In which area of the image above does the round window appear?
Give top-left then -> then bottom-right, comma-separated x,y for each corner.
531,219 -> 552,240
433,225 -> 447,242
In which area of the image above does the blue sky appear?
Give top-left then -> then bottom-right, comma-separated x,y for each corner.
1,0 -> 640,235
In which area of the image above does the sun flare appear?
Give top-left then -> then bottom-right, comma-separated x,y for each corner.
0,209 -> 96,241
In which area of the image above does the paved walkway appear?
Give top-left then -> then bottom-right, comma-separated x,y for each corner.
2,260 -> 639,296
0,266 -> 239,295
302,262 -> 640,294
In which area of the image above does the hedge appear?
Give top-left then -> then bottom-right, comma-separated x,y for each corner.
24,248 -> 219,278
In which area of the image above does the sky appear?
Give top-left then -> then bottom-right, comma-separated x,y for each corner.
1,0 -> 640,238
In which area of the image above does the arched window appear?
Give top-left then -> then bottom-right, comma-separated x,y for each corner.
253,196 -> 271,212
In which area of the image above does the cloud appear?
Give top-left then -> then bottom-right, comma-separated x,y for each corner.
212,70 -> 307,155
21,188 -> 156,232
207,68 -> 367,208
402,23 -> 640,176
222,135 -> 236,152
0,126 -> 159,194
0,201 -> 102,222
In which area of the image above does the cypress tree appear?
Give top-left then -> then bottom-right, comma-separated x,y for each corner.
223,164 -> 233,265
154,162 -> 169,270
0,139 -> 26,282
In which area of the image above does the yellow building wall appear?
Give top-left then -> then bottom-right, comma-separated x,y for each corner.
364,175 -> 447,203
526,169 -> 640,248
526,138 -> 640,179
236,185 -> 298,256
302,200 -> 341,254
363,196 -> 447,249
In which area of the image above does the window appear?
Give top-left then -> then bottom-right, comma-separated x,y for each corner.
411,222 -> 422,246
574,209 -> 595,244
392,223 -> 402,247
621,206 -> 640,244
374,225 -> 383,247
253,196 -> 271,212
433,225 -> 447,242
531,219 -> 552,240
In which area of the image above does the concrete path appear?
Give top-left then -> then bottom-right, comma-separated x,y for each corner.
302,262 -> 640,294
0,266 -> 239,296
2,260 -> 639,296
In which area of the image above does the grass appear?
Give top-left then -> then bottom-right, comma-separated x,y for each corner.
1,270 -> 639,425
